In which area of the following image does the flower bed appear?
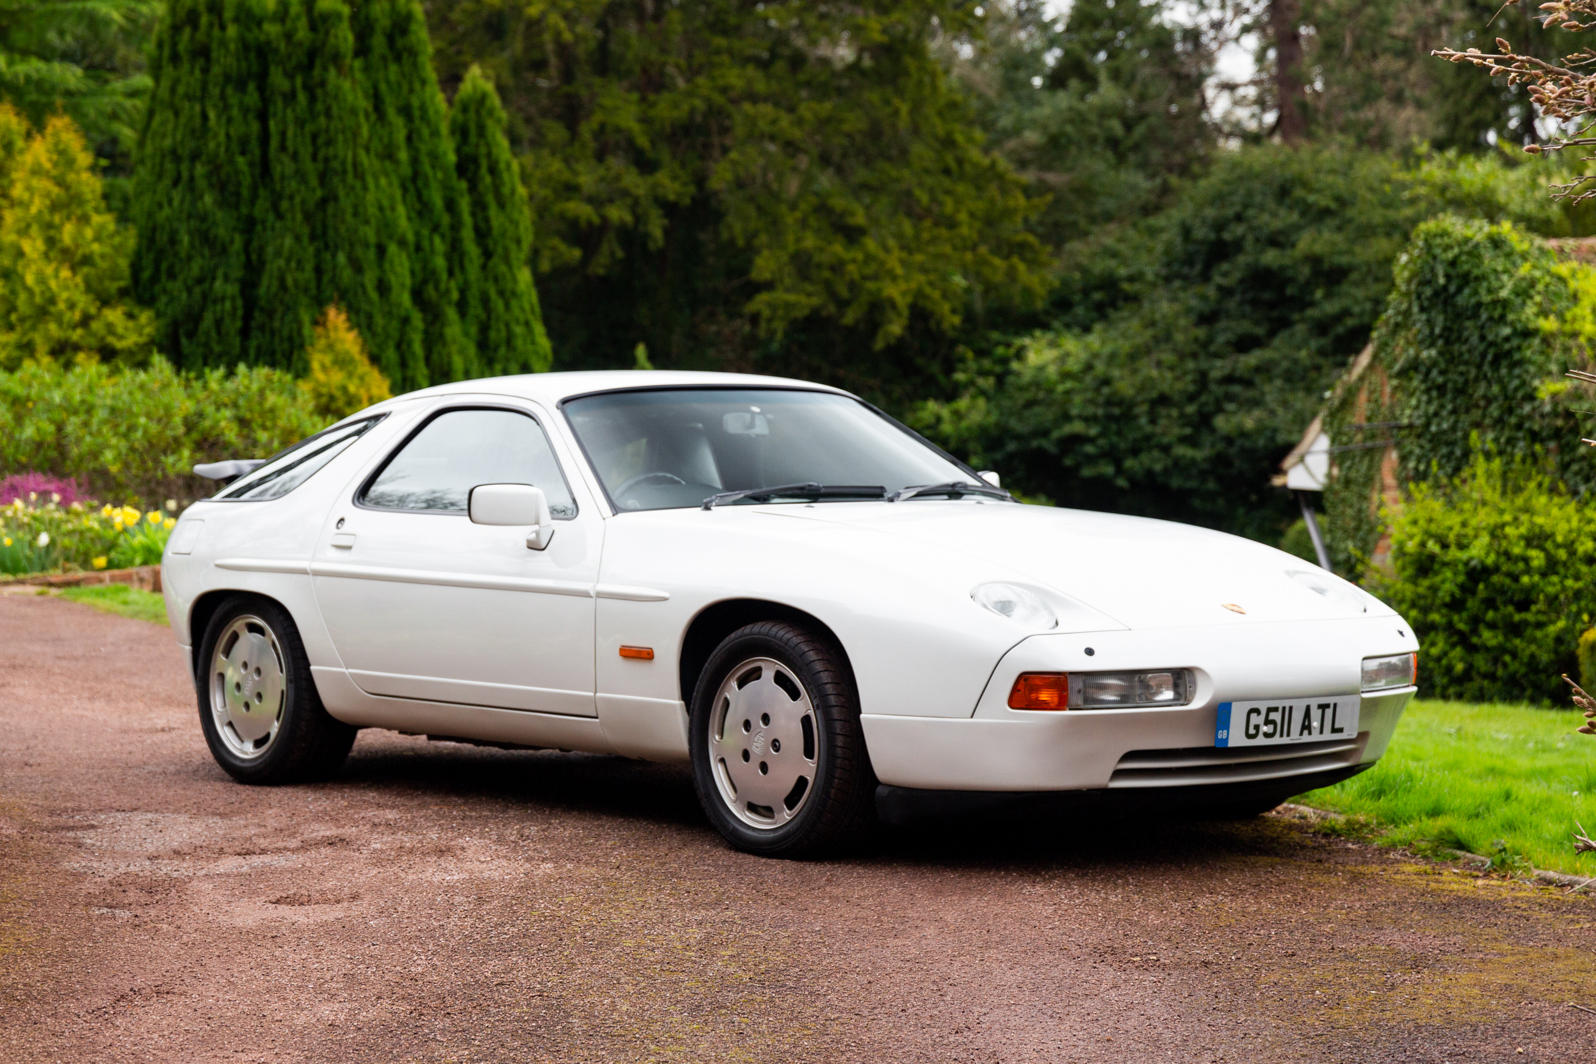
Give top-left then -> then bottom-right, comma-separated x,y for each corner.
0,489 -> 176,576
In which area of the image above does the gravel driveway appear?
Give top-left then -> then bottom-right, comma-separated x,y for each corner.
2,593 -> 1594,1063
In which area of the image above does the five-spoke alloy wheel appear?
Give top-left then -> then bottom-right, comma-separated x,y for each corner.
690,621 -> 875,857
196,595 -> 356,784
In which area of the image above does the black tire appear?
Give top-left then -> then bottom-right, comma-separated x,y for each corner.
195,594 -> 356,784
689,621 -> 876,857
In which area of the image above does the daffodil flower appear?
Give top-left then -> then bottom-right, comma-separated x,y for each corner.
35,531 -> 48,548
146,511 -> 161,525
92,556 -> 107,570
164,518 -> 176,530
2,537 -> 10,547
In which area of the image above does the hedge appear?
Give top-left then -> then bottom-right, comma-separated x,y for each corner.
1382,455 -> 1596,705
0,359 -> 329,507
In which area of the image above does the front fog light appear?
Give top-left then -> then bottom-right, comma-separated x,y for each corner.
972,582 -> 1057,630
1362,652 -> 1416,691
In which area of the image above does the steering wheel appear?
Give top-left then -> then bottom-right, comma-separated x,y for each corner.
614,471 -> 687,499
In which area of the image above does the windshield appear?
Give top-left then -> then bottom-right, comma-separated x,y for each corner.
562,388 -> 978,511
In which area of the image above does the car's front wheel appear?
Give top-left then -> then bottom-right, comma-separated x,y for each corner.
195,594 -> 356,784
689,621 -> 875,857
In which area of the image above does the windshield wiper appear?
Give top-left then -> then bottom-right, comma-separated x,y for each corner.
889,480 -> 1012,503
701,483 -> 886,510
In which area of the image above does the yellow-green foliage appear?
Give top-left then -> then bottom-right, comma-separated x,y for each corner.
0,108 -> 155,369
298,306 -> 391,421
1579,627 -> 1596,693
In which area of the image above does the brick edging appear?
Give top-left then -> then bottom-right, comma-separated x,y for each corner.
0,565 -> 161,592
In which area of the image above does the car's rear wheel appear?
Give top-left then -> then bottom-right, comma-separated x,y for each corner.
689,621 -> 875,857
196,594 -> 356,784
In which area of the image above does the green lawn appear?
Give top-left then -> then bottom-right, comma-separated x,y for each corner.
57,584 -> 169,625
1302,698 -> 1596,877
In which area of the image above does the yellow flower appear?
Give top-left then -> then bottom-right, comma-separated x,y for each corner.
101,504 -> 114,517
92,556 -> 107,570
164,518 -> 176,530
112,517 -> 123,529
146,510 -> 161,525
120,505 -> 139,525
2,537 -> 10,547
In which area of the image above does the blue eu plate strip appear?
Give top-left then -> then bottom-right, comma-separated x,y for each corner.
1215,701 -> 1233,748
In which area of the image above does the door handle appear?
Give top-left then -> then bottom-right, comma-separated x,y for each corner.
331,532 -> 356,549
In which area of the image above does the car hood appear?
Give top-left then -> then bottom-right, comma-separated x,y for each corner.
761,501 -> 1393,631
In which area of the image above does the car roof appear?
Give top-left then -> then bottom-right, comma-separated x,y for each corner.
386,370 -> 856,408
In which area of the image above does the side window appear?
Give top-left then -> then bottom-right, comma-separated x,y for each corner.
221,416 -> 385,501
360,408 -> 577,518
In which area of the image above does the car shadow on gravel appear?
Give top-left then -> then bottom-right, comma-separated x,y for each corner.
335,739 -> 709,828
330,737 -> 1308,874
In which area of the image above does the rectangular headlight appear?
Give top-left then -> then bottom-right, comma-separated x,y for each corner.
1072,669 -> 1193,709
1361,652 -> 1416,692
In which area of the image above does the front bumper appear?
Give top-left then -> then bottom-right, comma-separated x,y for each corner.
860,619 -> 1417,792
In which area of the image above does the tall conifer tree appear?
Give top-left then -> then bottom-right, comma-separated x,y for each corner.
130,0 -> 265,370
450,66 -> 551,376
352,0 -> 477,388
131,0 -> 477,388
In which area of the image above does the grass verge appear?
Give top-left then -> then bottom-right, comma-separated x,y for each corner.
56,584 -> 168,626
1301,698 -> 1596,877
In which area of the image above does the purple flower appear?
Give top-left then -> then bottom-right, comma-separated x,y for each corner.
0,473 -> 83,508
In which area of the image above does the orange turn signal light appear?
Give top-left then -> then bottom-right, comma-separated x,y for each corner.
619,645 -> 655,660
1008,672 -> 1070,711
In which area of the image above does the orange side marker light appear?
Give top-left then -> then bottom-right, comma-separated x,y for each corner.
619,645 -> 655,661
1009,672 -> 1069,711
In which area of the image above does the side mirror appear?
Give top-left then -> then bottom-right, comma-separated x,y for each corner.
976,470 -> 1001,488
468,483 -> 555,550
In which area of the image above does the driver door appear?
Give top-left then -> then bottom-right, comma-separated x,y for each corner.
310,402 -> 601,716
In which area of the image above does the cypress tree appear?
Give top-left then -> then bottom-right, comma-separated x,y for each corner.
450,65 -> 551,375
352,0 -> 477,389
130,0 -> 265,371
131,0 -> 478,388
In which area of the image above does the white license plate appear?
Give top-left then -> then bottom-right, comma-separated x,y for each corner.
1215,696 -> 1359,748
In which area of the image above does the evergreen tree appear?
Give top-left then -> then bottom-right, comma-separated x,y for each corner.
422,0 -> 1048,393
129,0 -> 263,371
352,0 -> 476,388
130,0 -> 475,388
450,65 -> 551,375
0,110 -> 156,367
300,304 -> 391,419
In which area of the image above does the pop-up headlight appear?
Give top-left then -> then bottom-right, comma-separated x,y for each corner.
972,582 -> 1057,630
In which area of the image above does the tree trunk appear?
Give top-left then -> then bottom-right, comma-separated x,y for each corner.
1269,0 -> 1306,144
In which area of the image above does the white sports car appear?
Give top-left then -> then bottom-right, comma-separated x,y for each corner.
162,371 -> 1418,856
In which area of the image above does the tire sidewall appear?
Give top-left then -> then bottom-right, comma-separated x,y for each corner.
196,594 -> 311,784
689,625 -> 857,856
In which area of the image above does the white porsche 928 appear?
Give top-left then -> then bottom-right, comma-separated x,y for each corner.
161,371 -> 1418,856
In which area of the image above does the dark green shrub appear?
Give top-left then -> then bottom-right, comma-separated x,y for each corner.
0,360 -> 328,506
1382,455 -> 1596,705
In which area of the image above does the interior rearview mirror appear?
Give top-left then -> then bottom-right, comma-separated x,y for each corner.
468,483 -> 555,550
722,411 -> 769,436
